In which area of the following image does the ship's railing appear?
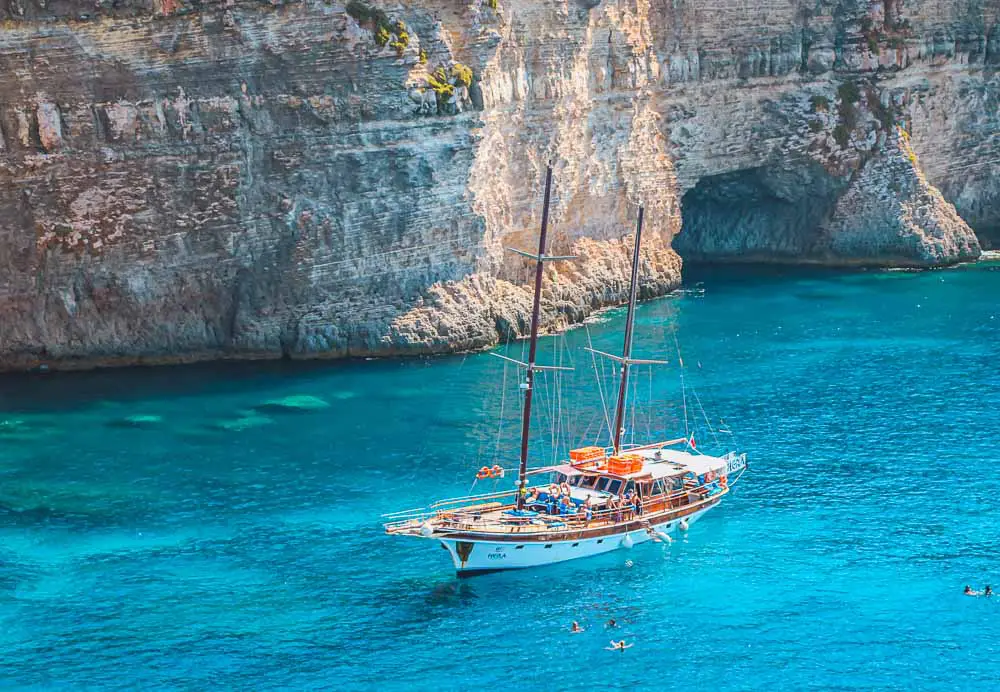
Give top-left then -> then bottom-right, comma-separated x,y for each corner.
384,456 -> 748,535
382,488 -> 518,521
383,512 -> 438,531
420,487 -> 720,536
392,473 -> 736,536
430,488 -> 518,509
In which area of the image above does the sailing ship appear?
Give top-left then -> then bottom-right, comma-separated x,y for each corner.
383,167 -> 747,575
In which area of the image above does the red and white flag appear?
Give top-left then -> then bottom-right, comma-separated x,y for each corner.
688,433 -> 696,449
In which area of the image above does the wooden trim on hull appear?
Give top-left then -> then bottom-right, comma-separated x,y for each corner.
441,495 -> 722,543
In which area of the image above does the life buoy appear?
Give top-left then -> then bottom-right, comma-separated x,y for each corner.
490,464 -> 504,478
477,466 -> 491,480
720,475 -> 728,488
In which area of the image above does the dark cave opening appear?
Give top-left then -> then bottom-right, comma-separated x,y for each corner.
674,164 -> 844,266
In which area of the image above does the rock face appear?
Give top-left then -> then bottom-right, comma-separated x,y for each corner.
0,0 -> 994,371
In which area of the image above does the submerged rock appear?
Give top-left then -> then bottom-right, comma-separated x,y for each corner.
0,479 -> 148,521
0,419 -> 30,436
210,412 -> 274,432
0,417 -> 53,443
253,395 -> 330,413
106,414 -> 164,428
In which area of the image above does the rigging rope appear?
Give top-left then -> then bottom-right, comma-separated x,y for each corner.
494,332 -> 510,463
646,366 -> 654,441
673,330 -> 690,439
586,324 -> 614,445
690,385 -> 722,449
629,367 -> 638,448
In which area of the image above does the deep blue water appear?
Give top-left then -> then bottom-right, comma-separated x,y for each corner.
2,261 -> 1000,690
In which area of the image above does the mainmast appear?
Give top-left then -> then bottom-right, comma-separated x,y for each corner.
611,206 -> 644,455
514,166 -> 553,510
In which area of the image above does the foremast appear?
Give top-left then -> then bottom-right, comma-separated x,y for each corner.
499,166 -> 578,508
514,166 -> 553,510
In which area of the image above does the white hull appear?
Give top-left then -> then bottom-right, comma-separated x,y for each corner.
438,504 -> 714,575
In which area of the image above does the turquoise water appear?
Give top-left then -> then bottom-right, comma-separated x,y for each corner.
2,262 -> 1000,690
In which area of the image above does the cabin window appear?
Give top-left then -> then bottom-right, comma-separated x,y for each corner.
651,481 -> 665,496
607,480 -> 623,495
580,476 -> 598,489
623,481 -> 635,495
595,478 -> 609,492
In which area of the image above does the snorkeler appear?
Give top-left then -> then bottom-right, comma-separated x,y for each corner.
964,585 -> 981,596
606,640 -> 633,652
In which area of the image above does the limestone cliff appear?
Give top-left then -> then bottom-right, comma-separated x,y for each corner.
0,0 -> 993,371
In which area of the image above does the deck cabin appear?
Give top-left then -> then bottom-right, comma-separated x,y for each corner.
523,447 -> 729,518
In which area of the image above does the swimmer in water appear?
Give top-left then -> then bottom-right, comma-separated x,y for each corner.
964,585 -> 980,596
570,621 -> 584,633
985,585 -> 993,598
606,640 -> 632,652
606,618 -> 617,628
646,526 -> 673,544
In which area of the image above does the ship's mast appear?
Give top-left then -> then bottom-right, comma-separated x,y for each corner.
611,206 -> 644,455
514,166 -> 553,510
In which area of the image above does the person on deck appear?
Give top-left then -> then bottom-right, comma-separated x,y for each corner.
608,495 -> 621,523
622,491 -> 635,521
559,495 -> 572,515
